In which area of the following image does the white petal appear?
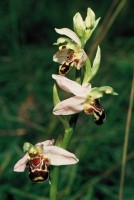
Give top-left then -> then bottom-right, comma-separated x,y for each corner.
53,96 -> 84,115
43,146 -> 79,166
36,140 -> 55,147
14,153 -> 28,172
82,83 -> 92,90
52,74 -> 88,97
55,28 -> 81,47
53,49 -> 71,64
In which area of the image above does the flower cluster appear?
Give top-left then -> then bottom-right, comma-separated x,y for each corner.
14,7 -> 118,185
52,7 -> 117,125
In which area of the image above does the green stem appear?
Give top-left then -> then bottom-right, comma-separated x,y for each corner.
50,137 -> 62,200
61,127 -> 74,149
49,127 -> 75,200
50,67 -> 81,200
49,167 -> 59,200
49,112 -> 79,200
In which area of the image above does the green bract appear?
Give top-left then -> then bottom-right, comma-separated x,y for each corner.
53,84 -> 60,106
53,83 -> 70,129
83,46 -> 101,84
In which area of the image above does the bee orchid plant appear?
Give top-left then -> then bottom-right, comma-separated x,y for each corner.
14,7 -> 118,200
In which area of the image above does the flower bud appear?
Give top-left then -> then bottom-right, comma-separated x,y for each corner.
85,8 -> 95,29
73,12 -> 86,38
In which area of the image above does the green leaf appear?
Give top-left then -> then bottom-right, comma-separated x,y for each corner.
82,56 -> 92,84
53,84 -> 70,129
89,86 -> 118,99
89,46 -> 101,82
83,46 -> 101,84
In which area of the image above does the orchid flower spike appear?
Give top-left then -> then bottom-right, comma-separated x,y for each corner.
53,28 -> 87,76
14,139 -> 79,182
52,74 -> 118,125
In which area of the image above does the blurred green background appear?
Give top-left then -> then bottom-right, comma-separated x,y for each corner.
0,0 -> 134,199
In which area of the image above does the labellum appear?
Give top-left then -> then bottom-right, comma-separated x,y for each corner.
92,99 -> 106,125
84,99 -> 106,125
27,154 -> 50,182
59,61 -> 73,76
59,49 -> 75,76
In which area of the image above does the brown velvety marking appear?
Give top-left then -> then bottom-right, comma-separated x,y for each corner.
94,109 -> 106,125
27,155 -> 50,182
59,62 -> 72,76
93,99 -> 106,125
29,169 -> 49,182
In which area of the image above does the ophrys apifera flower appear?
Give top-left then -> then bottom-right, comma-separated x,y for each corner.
53,28 -> 87,76
14,139 -> 79,182
52,75 -> 118,125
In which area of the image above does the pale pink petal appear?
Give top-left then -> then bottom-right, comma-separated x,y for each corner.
14,153 -> 28,172
52,74 -> 89,97
53,96 -> 84,115
43,146 -> 79,166
82,83 -> 92,90
36,140 -> 55,147
55,28 -> 81,47
53,49 -> 71,64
